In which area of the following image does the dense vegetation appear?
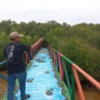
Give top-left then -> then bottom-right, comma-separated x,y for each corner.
0,20 -> 100,81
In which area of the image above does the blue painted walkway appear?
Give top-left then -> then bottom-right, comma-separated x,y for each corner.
15,48 -> 66,100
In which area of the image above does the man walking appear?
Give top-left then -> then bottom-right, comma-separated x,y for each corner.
4,32 -> 43,100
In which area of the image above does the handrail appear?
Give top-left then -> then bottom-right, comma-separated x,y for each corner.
49,46 -> 75,100
0,60 -> 7,68
0,74 -> 8,81
49,46 -> 100,100
72,64 -> 100,89
0,60 -> 7,81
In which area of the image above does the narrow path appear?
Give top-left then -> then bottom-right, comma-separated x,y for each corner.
15,48 -> 66,100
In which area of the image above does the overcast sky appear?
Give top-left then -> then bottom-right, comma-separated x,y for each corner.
0,0 -> 100,25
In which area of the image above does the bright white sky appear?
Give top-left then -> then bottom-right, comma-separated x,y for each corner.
0,0 -> 100,25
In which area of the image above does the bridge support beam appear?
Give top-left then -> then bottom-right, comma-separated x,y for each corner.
72,67 -> 85,100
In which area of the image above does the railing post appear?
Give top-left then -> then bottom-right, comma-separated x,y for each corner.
53,51 -> 56,65
25,53 -> 29,64
55,53 -> 60,72
48,46 -> 51,58
60,57 -> 64,81
72,66 -> 85,100
71,67 -> 75,100
62,58 -> 72,99
58,54 -> 64,81
62,56 -> 75,100
52,50 -> 54,61
30,48 -> 33,58
25,53 -> 28,64
50,47 -> 53,59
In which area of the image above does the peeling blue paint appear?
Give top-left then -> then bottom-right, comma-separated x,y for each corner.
15,48 -> 66,100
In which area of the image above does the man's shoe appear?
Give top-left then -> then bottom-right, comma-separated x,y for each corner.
21,94 -> 30,100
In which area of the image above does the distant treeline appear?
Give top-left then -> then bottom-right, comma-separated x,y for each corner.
0,20 -> 100,81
